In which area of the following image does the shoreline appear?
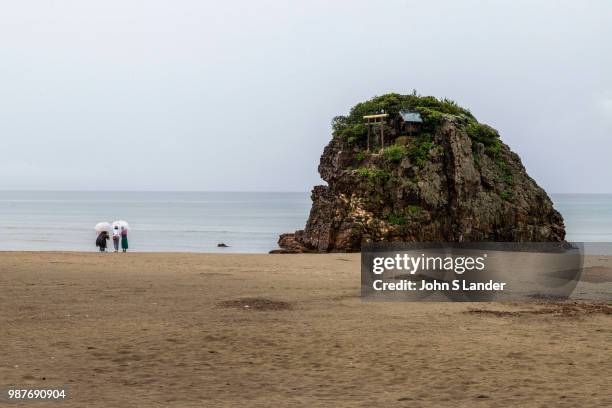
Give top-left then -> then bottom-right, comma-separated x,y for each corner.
3,241 -> 612,256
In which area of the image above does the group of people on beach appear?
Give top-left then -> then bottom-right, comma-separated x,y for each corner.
96,225 -> 129,252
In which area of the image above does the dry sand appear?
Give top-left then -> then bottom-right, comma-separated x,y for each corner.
0,252 -> 610,407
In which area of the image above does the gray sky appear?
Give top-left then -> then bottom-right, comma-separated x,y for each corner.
1,0 -> 610,193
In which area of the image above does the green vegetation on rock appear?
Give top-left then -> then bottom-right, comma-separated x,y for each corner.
383,145 -> 407,163
387,212 -> 407,225
332,93 -> 511,174
332,92 -> 474,144
355,151 -> 368,162
465,122 -> 498,144
406,204 -> 422,214
496,159 -> 514,185
355,167 -> 390,184
387,205 -> 421,226
407,134 -> 434,168
466,122 -> 502,158
500,190 -> 514,202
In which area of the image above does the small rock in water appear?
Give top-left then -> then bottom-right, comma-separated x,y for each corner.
217,243 -> 229,247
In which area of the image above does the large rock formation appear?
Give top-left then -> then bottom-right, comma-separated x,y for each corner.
274,93 -> 565,253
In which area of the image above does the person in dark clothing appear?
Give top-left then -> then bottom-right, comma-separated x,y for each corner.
96,231 -> 109,252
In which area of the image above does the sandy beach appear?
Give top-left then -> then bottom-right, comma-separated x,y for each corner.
1,252 -> 610,407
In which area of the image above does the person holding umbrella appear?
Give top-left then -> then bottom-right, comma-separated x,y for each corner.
112,225 -> 121,252
94,222 -> 111,252
96,231 -> 109,252
121,226 -> 129,252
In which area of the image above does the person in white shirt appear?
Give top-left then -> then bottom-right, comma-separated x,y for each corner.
112,226 -> 121,252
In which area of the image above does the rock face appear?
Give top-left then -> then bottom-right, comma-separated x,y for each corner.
274,94 -> 565,253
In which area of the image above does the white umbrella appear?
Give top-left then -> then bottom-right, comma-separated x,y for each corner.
95,222 -> 111,233
112,220 -> 130,231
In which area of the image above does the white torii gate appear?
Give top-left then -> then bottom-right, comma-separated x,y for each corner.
363,113 -> 388,151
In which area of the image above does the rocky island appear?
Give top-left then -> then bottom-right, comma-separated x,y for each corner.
275,93 -> 565,253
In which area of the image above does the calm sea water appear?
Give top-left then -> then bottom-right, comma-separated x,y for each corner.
0,191 -> 310,253
0,191 -> 609,253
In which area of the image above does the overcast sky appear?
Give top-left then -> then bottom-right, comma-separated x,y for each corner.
0,0 -> 610,193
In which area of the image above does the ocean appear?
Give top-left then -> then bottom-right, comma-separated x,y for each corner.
0,191 -> 610,253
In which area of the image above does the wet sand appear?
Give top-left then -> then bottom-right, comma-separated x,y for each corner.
0,252 -> 610,407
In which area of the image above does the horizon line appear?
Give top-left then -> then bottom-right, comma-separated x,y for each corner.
0,189 -> 312,193
0,189 -> 611,195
